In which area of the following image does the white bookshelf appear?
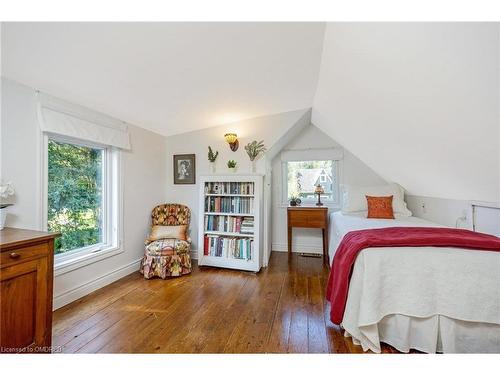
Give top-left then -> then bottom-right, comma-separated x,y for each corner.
198,175 -> 262,272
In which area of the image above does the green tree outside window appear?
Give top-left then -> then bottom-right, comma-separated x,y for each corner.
47,139 -> 103,254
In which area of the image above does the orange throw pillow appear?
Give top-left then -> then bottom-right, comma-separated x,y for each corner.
366,195 -> 395,219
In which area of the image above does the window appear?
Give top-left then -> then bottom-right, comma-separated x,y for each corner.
283,160 -> 339,205
46,136 -> 120,262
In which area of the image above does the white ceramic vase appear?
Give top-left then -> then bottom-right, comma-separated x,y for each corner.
251,160 -> 257,173
209,161 -> 216,174
0,208 -> 6,230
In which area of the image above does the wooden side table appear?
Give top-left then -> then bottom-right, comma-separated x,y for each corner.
287,206 -> 329,265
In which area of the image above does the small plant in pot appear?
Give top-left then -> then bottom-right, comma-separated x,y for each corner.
0,182 -> 15,230
227,159 -> 237,172
208,146 -> 219,173
289,194 -> 302,207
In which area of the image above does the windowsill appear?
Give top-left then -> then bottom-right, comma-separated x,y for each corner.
278,203 -> 340,210
54,244 -> 123,277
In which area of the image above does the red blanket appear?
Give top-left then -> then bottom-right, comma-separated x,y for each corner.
326,227 -> 500,324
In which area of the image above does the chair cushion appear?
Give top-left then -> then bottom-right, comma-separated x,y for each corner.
147,225 -> 188,242
145,238 -> 191,256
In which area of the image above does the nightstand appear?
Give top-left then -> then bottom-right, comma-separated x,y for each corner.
287,206 -> 329,265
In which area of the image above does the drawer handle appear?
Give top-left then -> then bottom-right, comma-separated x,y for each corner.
9,252 -> 21,259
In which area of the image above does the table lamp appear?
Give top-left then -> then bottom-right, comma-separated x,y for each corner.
315,184 -> 324,206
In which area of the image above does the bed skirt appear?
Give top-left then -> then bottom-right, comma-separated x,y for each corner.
344,313 -> 500,353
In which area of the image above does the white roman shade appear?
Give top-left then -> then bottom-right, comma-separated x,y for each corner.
280,147 -> 343,162
37,91 -> 131,150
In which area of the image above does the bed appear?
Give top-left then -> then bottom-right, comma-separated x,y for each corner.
328,211 -> 500,353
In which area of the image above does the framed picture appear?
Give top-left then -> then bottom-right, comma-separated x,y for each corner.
173,154 -> 196,184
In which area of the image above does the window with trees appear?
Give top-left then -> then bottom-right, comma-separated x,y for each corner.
47,137 -> 119,259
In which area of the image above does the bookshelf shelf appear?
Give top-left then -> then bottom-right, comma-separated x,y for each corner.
204,231 -> 254,238
205,193 -> 255,197
199,175 -> 262,272
204,212 -> 254,217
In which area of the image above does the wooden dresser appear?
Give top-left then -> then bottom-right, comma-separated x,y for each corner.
0,227 -> 59,353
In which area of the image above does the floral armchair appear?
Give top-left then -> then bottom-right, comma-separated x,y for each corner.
139,204 -> 192,279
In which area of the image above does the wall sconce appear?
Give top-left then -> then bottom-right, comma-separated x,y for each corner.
224,133 -> 239,151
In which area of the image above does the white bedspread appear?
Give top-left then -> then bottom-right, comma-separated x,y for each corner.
328,211 -> 500,353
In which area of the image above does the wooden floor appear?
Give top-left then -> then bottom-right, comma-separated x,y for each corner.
52,252 -> 402,353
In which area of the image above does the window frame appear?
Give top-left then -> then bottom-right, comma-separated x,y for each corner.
281,159 -> 341,208
41,133 -> 123,274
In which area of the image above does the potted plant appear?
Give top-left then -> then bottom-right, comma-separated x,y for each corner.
227,159 -> 237,172
289,194 -> 302,207
208,146 -> 219,173
244,140 -> 266,173
0,182 -> 15,230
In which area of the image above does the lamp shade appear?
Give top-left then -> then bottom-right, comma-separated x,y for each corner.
224,133 -> 238,144
315,184 -> 324,194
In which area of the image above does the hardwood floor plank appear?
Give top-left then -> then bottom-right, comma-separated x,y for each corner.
264,269 -> 292,353
133,267 -> 232,353
53,275 -> 170,349
286,257 -> 309,353
199,274 -> 259,353
52,273 -> 142,337
62,284 -> 161,353
52,252 -> 409,354
222,265 -> 285,353
167,272 -> 251,353
148,269 -> 243,353
97,267 -> 215,353
307,275 -> 329,353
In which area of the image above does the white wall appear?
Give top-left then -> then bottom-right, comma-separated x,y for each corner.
1,77 -> 41,227
0,78 -> 167,309
406,194 -> 500,237
313,22 -> 500,204
271,124 -> 386,253
406,195 -> 472,229
163,109 -> 310,258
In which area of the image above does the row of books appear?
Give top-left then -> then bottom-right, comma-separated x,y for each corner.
240,218 -> 254,234
204,215 -> 252,234
204,182 -> 254,195
203,235 -> 253,260
205,196 -> 254,214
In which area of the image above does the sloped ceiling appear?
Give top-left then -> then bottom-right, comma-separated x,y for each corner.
2,22 -> 499,202
1,22 -> 325,136
313,23 -> 500,202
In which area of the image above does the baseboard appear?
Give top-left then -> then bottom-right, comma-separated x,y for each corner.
272,243 -> 322,254
53,258 -> 142,310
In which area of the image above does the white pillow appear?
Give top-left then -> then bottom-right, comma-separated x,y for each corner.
341,183 -> 412,217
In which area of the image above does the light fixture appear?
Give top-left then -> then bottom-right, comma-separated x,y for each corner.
224,133 -> 239,152
314,184 -> 325,206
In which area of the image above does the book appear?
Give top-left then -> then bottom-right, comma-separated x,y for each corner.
204,215 -> 246,233
205,196 -> 254,214
203,235 -> 253,260
205,181 -> 254,195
